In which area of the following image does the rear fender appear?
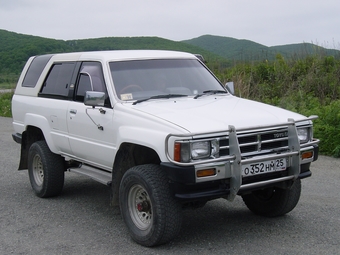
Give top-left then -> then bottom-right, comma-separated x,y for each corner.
23,113 -> 58,153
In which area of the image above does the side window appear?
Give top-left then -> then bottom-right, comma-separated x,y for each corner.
75,62 -> 111,107
75,74 -> 92,101
40,62 -> 76,98
22,54 -> 53,88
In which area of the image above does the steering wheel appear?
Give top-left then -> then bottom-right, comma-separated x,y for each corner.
120,84 -> 143,95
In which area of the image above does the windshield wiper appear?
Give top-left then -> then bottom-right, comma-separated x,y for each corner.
194,90 -> 228,99
132,94 -> 188,105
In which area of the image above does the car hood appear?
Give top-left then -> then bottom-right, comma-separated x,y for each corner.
131,95 -> 307,134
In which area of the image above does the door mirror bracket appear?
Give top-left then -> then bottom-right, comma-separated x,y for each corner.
84,91 -> 106,130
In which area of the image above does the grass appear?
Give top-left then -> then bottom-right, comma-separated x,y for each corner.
0,92 -> 13,117
0,82 -> 16,90
0,72 -> 18,89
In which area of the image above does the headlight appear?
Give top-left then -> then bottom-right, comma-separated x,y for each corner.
191,141 -> 210,159
297,127 -> 309,143
174,139 -> 220,162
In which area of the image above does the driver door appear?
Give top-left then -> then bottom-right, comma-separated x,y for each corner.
67,61 -> 116,170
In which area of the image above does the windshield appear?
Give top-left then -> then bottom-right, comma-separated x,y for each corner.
109,59 -> 226,101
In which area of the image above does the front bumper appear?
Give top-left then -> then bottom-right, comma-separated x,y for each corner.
161,144 -> 318,203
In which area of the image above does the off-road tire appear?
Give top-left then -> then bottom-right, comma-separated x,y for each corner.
119,164 -> 182,247
242,179 -> 301,217
28,140 -> 64,198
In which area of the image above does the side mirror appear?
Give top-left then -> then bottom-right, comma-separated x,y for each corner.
84,91 -> 105,107
225,82 -> 234,95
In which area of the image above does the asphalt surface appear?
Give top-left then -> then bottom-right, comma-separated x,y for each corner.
1,116 -> 339,255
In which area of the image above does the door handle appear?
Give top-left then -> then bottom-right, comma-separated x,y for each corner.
69,109 -> 77,114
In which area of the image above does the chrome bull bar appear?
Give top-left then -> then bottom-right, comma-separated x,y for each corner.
165,116 -> 320,201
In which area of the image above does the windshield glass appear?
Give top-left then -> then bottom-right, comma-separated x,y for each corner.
109,59 -> 226,101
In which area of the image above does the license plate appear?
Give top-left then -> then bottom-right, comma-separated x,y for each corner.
242,158 -> 286,177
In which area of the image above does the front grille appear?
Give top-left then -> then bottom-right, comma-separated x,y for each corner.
219,128 -> 289,157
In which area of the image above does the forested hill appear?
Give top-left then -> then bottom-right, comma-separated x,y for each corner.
1,29 -> 340,74
182,35 -> 340,61
0,29 -> 222,74
0,30 -> 68,73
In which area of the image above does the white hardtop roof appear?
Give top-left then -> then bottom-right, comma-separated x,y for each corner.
49,50 -> 197,62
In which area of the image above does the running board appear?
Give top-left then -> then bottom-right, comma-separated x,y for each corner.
68,165 -> 112,186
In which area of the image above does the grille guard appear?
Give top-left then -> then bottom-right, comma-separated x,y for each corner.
165,116 -> 320,201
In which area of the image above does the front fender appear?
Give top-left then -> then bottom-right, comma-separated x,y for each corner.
117,125 -> 168,161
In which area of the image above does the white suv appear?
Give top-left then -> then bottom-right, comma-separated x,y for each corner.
12,50 -> 319,246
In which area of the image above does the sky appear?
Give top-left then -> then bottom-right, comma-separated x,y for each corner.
1,0 -> 339,49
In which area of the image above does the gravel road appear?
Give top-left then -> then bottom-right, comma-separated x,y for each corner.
1,116 -> 339,255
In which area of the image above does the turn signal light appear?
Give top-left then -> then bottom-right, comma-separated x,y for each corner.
197,169 -> 216,178
301,151 -> 313,160
174,143 -> 181,162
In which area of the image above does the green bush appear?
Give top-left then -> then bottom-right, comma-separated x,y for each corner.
311,100 -> 340,156
0,92 -> 12,117
214,54 -> 340,157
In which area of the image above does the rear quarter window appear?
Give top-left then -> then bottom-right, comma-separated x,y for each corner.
22,55 -> 53,88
